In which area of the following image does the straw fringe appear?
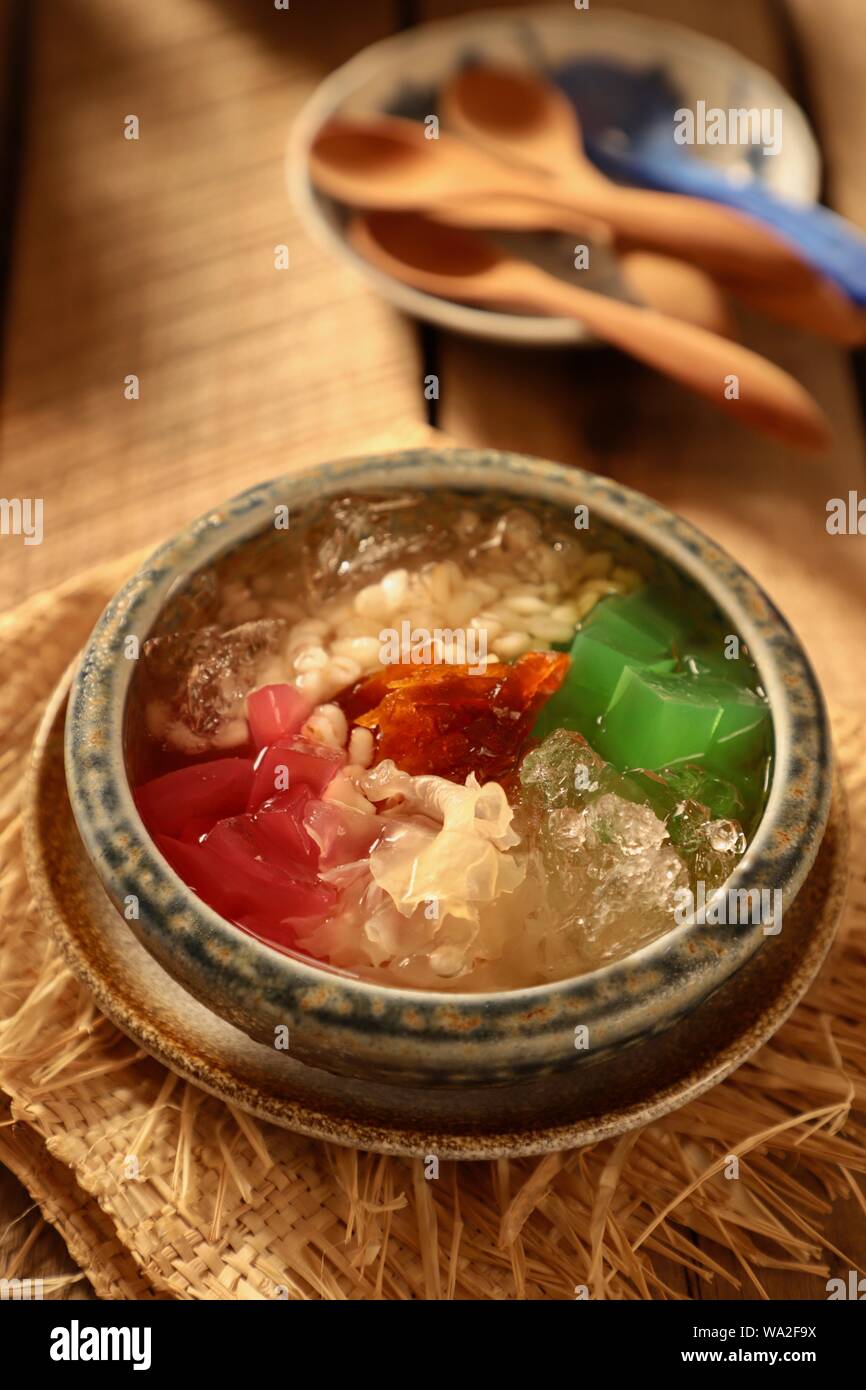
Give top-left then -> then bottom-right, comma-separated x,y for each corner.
0,559 -> 865,1299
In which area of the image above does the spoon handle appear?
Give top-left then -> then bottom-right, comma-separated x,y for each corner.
717,273 -> 866,347
508,170 -> 814,288
513,266 -> 830,449
436,196 -> 864,343
588,136 -> 866,305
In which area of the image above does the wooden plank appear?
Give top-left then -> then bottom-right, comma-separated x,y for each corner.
416,0 -> 788,71
0,0 -> 422,604
0,2 -> 16,167
786,0 -> 866,226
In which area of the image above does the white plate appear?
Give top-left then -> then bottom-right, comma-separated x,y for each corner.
289,4 -> 821,347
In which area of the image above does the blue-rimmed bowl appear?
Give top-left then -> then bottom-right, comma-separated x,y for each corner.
289,5 -> 820,347
65,448 -> 833,1088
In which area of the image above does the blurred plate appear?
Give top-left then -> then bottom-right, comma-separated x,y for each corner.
289,4 -> 821,347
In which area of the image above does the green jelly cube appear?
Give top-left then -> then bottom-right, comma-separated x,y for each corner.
531,624 -> 676,740
582,588 -> 688,662
529,586 -> 771,807
568,632 -> 671,723
596,667 -> 770,776
597,668 -> 724,769
681,648 -> 757,691
707,694 -> 771,771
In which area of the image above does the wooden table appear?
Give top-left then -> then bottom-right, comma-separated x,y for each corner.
1,0 -> 864,1300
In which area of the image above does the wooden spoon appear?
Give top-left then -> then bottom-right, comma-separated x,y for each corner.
437,68 -> 734,338
310,116 -> 815,287
349,212 -> 831,451
441,66 -> 864,345
615,250 -> 736,337
428,195 -> 734,336
439,64 -> 621,186
439,66 -> 732,334
712,272 -> 866,346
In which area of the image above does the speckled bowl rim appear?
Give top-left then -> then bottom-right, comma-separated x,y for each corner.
64,447 -> 832,1047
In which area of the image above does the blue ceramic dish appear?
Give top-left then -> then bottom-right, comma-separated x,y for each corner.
290,5 -> 820,347
65,448 -> 832,1087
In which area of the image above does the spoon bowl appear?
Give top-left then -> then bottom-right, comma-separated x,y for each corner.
351,210 -> 504,288
309,116 -> 504,208
440,64 -> 605,180
440,65 -> 735,336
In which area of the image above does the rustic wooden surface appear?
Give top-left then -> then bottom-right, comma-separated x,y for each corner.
0,0 -> 423,606
1,0 -> 864,1300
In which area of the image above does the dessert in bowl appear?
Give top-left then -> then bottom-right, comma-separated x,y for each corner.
65,449 -> 831,1086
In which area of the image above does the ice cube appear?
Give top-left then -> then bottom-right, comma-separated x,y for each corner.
519,728 -> 605,810
141,619 -> 286,752
664,796 -> 748,890
539,792 -> 689,959
301,493 -> 449,600
520,732 -> 747,890
516,729 -> 748,966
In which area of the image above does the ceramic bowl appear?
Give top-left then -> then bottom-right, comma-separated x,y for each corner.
65,447 -> 832,1088
289,4 -> 820,347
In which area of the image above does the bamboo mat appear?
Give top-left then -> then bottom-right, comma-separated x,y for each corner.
1,557 -> 865,1299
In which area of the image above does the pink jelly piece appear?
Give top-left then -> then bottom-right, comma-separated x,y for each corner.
247,737 -> 346,811
255,785 -> 319,869
177,815 -> 215,846
234,908 -> 334,951
155,833 -> 249,921
157,813 -> 337,936
233,916 -> 298,951
135,757 -> 254,838
247,683 -> 312,750
303,799 -> 383,869
205,816 -> 320,890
